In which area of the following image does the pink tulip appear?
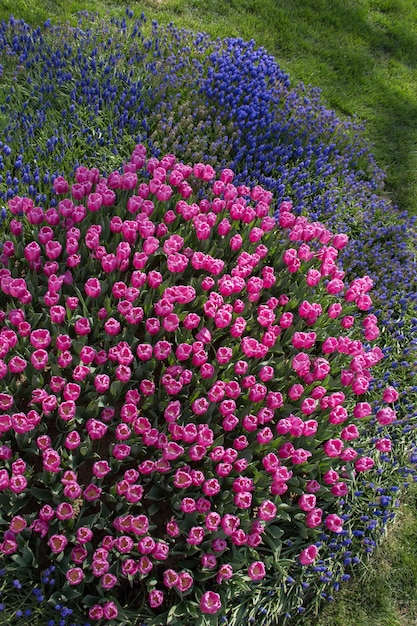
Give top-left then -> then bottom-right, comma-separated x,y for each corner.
89,605 -> 104,621
355,456 -> 375,472
248,561 -> 266,581
375,438 -> 392,452
48,534 -> 68,554
42,448 -> 61,472
299,544 -> 319,565
305,507 -> 323,529
382,386 -> 399,403
200,591 -> 221,615
148,589 -> 164,609
325,513 -> 344,533
83,483 -> 102,502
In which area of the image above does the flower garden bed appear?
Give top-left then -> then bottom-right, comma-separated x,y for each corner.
0,9 -> 415,626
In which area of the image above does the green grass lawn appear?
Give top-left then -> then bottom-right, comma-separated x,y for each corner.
299,484 -> 417,626
0,2 -> 416,625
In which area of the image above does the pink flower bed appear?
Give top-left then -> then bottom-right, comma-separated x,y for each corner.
0,145 -> 397,622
